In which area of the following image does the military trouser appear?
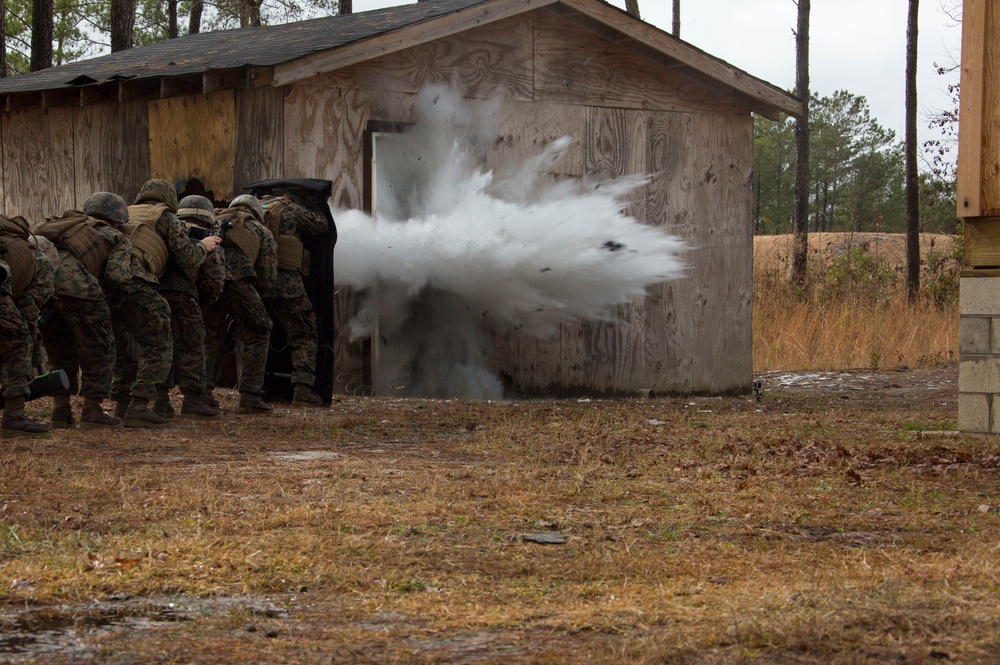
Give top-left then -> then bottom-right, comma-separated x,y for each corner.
0,294 -> 31,399
159,290 -> 208,397
204,279 -> 271,396
264,295 -> 318,388
111,282 -> 173,401
40,296 -> 115,398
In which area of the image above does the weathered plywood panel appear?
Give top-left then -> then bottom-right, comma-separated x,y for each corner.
0,114 -> 5,211
148,90 -> 236,200
652,112 -> 752,394
309,15 -> 533,103
234,86 -> 284,194
980,0 -> 1000,216
957,0 -> 987,216
285,83 -> 372,392
74,101 -> 151,205
558,107 -> 648,393
534,9 -> 744,115
2,107 -> 76,224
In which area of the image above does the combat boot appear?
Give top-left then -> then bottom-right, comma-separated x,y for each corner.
80,397 -> 122,429
291,384 -> 323,407
152,387 -> 176,419
51,394 -> 75,429
202,390 -> 220,409
180,394 -> 221,418
122,398 -> 172,429
113,400 -> 129,420
1,396 -> 51,438
238,393 -> 273,414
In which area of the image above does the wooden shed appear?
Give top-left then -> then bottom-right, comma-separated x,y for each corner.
0,0 -> 799,398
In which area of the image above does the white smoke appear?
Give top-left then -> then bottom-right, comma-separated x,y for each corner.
334,85 -> 687,400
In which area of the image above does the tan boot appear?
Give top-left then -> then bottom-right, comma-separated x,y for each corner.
123,398 -> 172,429
80,396 -> 122,429
152,387 -> 176,419
291,384 -> 323,408
51,394 -> 75,429
238,393 -> 273,414
1,395 -> 51,438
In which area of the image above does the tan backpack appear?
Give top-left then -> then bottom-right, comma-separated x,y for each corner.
35,211 -> 109,279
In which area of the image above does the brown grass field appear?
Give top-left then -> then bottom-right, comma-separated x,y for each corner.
1,363 -> 998,664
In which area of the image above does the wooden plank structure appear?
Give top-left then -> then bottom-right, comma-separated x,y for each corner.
0,0 -> 799,398
957,0 -> 1000,430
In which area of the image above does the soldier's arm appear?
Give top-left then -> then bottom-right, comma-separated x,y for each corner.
163,213 -> 208,272
199,249 -> 226,307
255,226 -> 278,293
103,228 -> 133,290
288,202 -> 329,236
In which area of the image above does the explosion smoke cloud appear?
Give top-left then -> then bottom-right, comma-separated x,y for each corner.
333,85 -> 688,399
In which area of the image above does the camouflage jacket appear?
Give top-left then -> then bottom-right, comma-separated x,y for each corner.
219,211 -> 277,293
21,242 -> 55,324
54,223 -> 132,301
128,204 -> 207,286
197,246 -> 226,308
260,196 -> 328,300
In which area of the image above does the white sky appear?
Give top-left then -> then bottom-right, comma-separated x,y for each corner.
353,0 -> 962,150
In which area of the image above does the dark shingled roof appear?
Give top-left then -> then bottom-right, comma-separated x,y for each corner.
0,0 -> 493,95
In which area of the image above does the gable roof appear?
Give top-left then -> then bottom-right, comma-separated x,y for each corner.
0,0 -> 800,119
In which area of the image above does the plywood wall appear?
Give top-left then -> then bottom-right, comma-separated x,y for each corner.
149,91 -> 236,200
234,86 -> 285,194
2,107 -> 76,224
285,6 -> 754,395
74,101 -> 151,205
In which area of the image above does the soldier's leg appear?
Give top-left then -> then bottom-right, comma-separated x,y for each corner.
120,285 -> 172,429
40,307 -> 79,428
230,280 -> 272,414
1,295 -> 49,436
267,296 -> 322,406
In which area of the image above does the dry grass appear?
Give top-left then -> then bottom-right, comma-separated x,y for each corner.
0,372 -> 997,664
753,233 -> 960,371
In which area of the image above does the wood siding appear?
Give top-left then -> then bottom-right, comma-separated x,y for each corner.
285,9 -> 753,395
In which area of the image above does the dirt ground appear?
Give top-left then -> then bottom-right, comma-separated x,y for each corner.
2,361 -> 999,664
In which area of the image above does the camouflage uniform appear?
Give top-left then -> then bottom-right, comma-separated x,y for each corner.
111,181 -> 208,413
202,196 -> 277,413
0,217 -> 55,436
38,213 -> 131,402
155,195 -> 226,417
260,195 -> 328,405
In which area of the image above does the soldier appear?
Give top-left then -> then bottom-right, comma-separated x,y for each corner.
203,195 -> 277,414
260,189 -> 329,407
153,195 -> 226,418
0,215 -> 55,437
98,180 -> 221,428
36,198 -> 133,429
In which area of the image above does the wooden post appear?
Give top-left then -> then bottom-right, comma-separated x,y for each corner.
957,0 -> 1000,432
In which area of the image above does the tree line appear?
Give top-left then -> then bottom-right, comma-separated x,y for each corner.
753,89 -> 957,238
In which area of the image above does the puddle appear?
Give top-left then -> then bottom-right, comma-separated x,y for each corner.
0,595 -> 290,659
0,603 -> 188,656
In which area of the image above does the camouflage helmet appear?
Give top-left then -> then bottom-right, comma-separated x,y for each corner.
134,179 -> 179,212
82,192 -> 130,225
230,194 -> 265,224
177,195 -> 217,229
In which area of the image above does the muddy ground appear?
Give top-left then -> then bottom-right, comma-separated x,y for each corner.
1,361 -> 998,664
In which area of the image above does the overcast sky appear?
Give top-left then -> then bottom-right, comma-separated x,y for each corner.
352,0 -> 962,152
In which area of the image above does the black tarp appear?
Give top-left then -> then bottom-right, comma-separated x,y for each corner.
246,178 -> 337,405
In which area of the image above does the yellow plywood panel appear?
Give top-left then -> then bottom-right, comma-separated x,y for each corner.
148,90 -> 236,200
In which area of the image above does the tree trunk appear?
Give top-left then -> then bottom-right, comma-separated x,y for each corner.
30,0 -> 53,72
241,0 -> 262,27
111,0 -> 135,52
168,0 -> 178,38
625,0 -> 640,19
791,0 -> 810,286
338,0 -> 351,13
1,0 -> 7,77
189,0 -> 203,34
673,0 -> 680,37
905,0 -> 920,301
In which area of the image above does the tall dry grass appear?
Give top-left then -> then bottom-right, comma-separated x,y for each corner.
753,233 -> 960,371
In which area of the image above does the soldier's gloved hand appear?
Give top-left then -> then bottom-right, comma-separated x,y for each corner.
199,236 -> 222,254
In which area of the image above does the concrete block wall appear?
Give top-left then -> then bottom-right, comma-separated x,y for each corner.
959,276 -> 1000,433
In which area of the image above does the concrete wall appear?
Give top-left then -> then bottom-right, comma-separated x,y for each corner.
959,276 -> 1000,432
